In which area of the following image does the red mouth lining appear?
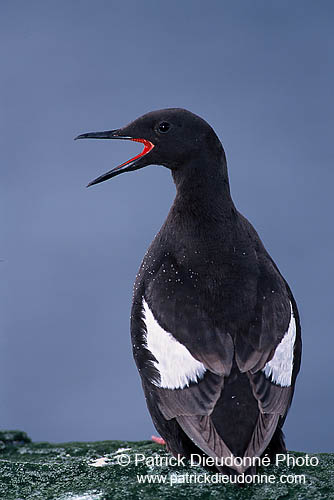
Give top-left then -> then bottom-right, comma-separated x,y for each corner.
115,138 -> 154,170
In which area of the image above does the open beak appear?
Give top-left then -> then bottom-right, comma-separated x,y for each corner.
74,129 -> 155,187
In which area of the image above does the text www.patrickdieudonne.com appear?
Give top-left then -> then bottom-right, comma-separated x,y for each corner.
137,471 -> 307,485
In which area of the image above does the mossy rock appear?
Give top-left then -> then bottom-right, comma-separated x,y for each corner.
0,430 -> 332,499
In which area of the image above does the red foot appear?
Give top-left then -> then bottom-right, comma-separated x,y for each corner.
151,435 -> 166,446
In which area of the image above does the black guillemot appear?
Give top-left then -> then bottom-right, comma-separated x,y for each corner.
76,108 -> 302,476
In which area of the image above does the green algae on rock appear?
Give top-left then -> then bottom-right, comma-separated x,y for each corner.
0,431 -> 332,500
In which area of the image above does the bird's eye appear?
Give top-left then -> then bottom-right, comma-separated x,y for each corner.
158,122 -> 171,133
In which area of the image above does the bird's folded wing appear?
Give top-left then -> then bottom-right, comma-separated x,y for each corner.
235,260 -> 301,418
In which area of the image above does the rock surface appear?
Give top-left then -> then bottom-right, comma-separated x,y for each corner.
0,430 -> 332,499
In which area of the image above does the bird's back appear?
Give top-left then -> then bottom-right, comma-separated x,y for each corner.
131,205 -> 301,475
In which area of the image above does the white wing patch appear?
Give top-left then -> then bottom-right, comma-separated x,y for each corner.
142,299 -> 206,390
262,302 -> 296,387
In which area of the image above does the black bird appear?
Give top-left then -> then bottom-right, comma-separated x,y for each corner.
75,109 -> 301,476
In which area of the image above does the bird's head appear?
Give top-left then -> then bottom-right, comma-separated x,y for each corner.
75,108 -> 224,187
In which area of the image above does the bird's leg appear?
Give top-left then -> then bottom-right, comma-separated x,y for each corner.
151,435 -> 166,446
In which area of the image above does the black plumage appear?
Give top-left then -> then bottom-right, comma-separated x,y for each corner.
76,108 -> 301,476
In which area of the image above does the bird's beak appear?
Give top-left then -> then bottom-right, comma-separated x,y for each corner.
74,129 -> 155,187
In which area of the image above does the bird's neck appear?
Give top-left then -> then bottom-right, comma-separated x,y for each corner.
170,153 -> 234,219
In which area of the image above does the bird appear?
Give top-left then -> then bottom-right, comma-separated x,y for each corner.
75,108 -> 301,477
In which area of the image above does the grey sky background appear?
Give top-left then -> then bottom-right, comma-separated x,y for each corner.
1,1 -> 333,452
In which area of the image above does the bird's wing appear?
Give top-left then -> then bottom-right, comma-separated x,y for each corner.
241,281 -> 301,463
235,255 -> 301,414
132,291 -> 230,420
